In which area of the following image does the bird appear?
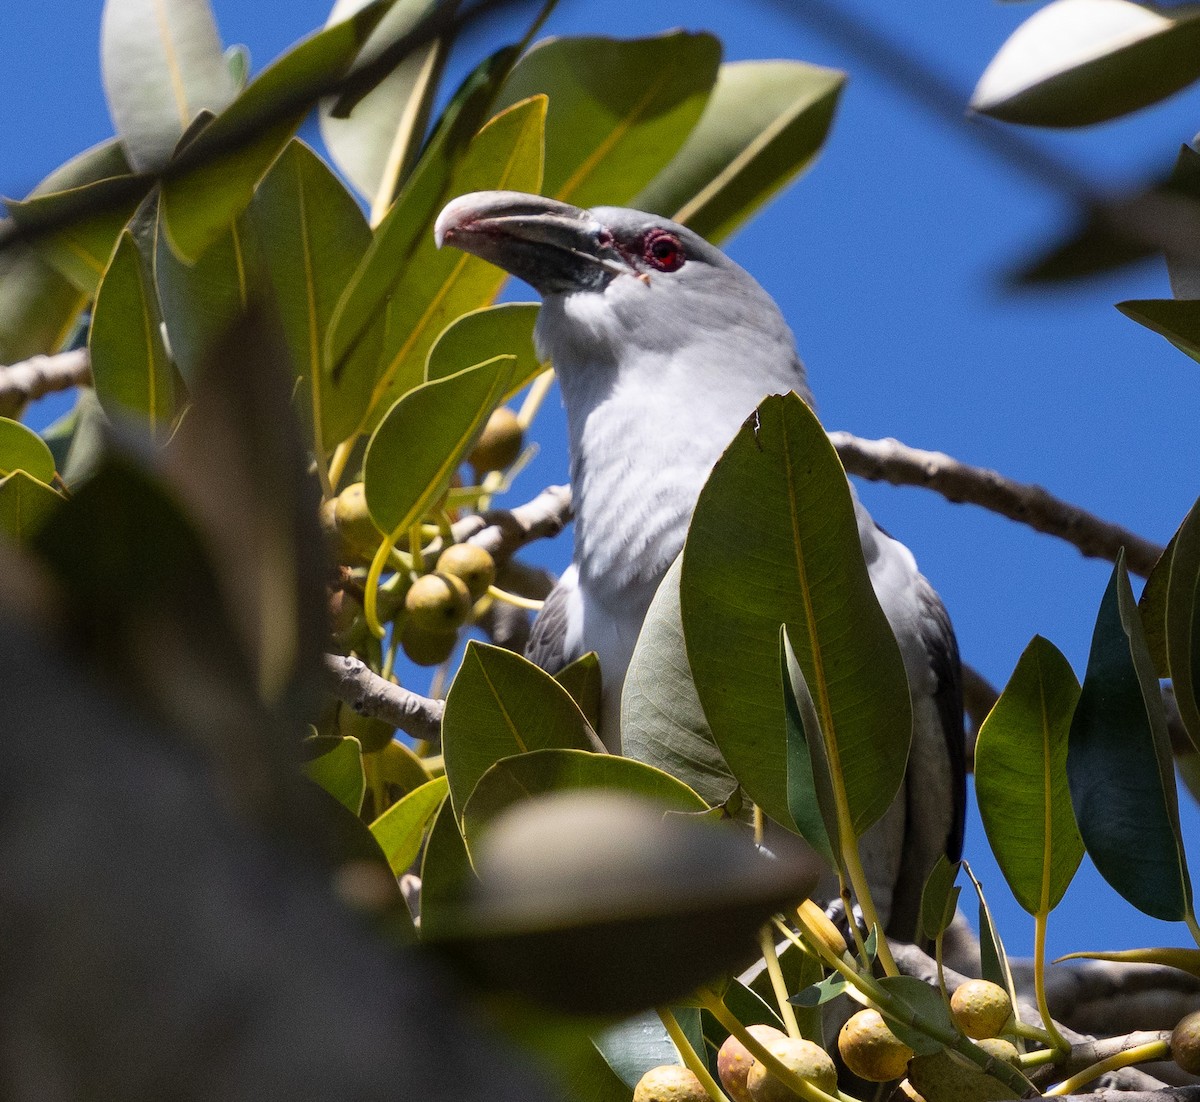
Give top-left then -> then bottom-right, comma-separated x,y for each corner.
434,190 -> 964,939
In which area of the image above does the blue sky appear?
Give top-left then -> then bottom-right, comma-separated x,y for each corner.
5,0 -> 1200,962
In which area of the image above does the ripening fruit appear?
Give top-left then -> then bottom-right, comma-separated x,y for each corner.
950,980 -> 1013,1040
338,704 -> 396,754
330,482 -> 382,562
404,572 -> 472,632
838,1009 -> 914,1082
798,899 -> 848,957
632,1065 -> 708,1102
436,542 -> 496,601
975,1038 -> 1020,1066
469,406 -> 524,474
401,623 -> 459,667
1171,1009 -> 1200,1074
718,1024 -> 787,1102
745,1036 -> 837,1102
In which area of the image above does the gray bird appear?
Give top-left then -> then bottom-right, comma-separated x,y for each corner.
434,191 -> 964,939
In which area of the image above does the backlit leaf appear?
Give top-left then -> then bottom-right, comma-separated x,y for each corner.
1118,298 -> 1200,365
0,470 -> 64,541
0,238 -> 86,365
426,301 -> 543,396
371,773 -> 449,875
0,417 -> 56,484
302,734 -> 365,814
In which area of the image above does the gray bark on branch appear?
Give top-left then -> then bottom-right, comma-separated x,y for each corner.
0,347 -> 91,416
322,653 -> 444,744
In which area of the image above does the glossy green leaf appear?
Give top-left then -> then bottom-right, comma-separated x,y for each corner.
461,748 -> 708,850
100,0 -> 238,171
302,734 -> 365,814
426,302 -> 544,396
970,0 -> 1200,127
1166,497 -> 1200,754
160,2 -> 389,262
1057,945 -> 1200,977
919,855 -> 961,942
370,773 -> 449,875
634,60 -> 845,244
0,470 -> 64,541
336,95 -> 546,434
963,862 -> 1017,996
418,796 -> 474,941
875,975 -> 959,1056
680,392 -> 911,833
0,238 -> 86,365
154,209 -> 254,384
975,636 -> 1084,915
622,555 -> 739,810
5,140 -> 144,295
89,232 -> 175,432
251,140 -> 377,453
494,32 -> 720,209
1068,553 -> 1192,921
592,1010 -> 687,1091
1118,298 -> 1200,365
318,0 -> 447,203
554,651 -> 603,734
324,43 -> 521,415
441,642 -> 600,822
782,629 -> 837,864
0,418 -> 56,484
363,354 -> 513,537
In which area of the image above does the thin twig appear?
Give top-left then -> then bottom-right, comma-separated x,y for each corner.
0,347 -> 91,415
830,432 -> 1165,578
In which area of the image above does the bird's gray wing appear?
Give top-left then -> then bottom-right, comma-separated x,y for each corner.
524,569 -> 578,675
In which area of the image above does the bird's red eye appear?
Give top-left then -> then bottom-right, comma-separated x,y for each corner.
643,230 -> 685,272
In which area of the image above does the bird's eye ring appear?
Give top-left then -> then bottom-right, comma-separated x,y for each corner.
642,230 -> 685,272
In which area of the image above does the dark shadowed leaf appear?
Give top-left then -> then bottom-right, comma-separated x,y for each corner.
460,748 -> 708,851
680,393 -> 911,834
1166,497 -> 1200,753
783,629 -> 837,864
418,796 -> 475,941
494,32 -> 720,210
370,773 -> 449,875
964,862 -> 1017,995
363,354 -> 513,538
100,0 -> 238,171
554,651 -> 603,733
335,96 -> 545,434
1140,530 -> 1178,677
970,0 -> 1200,127
634,60 -> 845,244
0,418 -> 56,484
89,231 -> 175,432
623,554 -> 739,810
975,636 -> 1084,915
1012,203 -> 1156,285
441,642 -> 599,822
302,734 -> 365,814
919,855 -> 961,943
1068,553 -> 1192,921
1118,299 -> 1200,365
875,975 -> 959,1056
251,140 -> 377,454
159,2 -> 389,261
908,1051 -> 1019,1102
0,238 -> 86,364
0,471 -> 64,541
426,302 -> 544,395
435,790 -> 820,1015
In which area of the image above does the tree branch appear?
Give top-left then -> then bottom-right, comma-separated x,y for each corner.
321,653 -> 443,744
830,432 -> 1165,578
0,347 -> 90,417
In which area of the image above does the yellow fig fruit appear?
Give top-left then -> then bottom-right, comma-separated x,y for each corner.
746,1036 -> 837,1102
469,406 -> 523,474
401,623 -> 459,667
404,572 -> 471,632
331,482 -> 382,562
435,542 -> 497,601
950,980 -> 1012,1040
633,1065 -> 708,1102
975,1038 -> 1020,1067
718,1024 -> 787,1102
838,1009 -> 914,1082
1171,1009 -> 1200,1075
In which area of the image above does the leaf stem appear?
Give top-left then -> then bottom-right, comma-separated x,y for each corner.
656,1006 -> 731,1102
516,366 -> 555,429
1034,912 -> 1070,1054
758,927 -> 802,1039
1044,1039 -> 1170,1096
328,437 -> 354,492
486,583 -> 543,611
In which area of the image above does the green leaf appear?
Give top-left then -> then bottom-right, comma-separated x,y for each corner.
0,470 -> 65,541
0,417 -> 56,484
919,855 -> 961,943
623,554 -> 739,810
554,652 -> 603,734
331,94 -> 545,434
1118,299 -> 1200,365
251,140 -> 377,454
908,1051 -> 1020,1102
370,773 -> 449,875
418,796 -> 474,941
5,140 -> 144,295
635,60 -> 845,245
153,209 -> 254,384
875,975 -> 959,1056
0,238 -> 86,365
1068,552 -> 1192,921
1140,529 -> 1177,678
782,630 -> 837,864
318,0 -> 448,203
426,302 -> 544,398
89,231 -> 175,432
323,43 -> 520,414
970,0 -> 1200,127
363,354 -> 513,537
680,392 -> 911,834
441,642 -> 599,822
1166,498 -> 1200,754
593,1010 -> 688,1091
42,391 -> 109,490
494,32 -> 721,209
100,0 -> 239,171
461,748 -> 708,851
975,635 -> 1084,915
302,734 -> 365,814
159,2 -> 389,262
963,861 -> 1017,996
1057,945 -> 1200,977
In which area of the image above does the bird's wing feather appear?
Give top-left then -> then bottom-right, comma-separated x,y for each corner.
524,567 -> 580,674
